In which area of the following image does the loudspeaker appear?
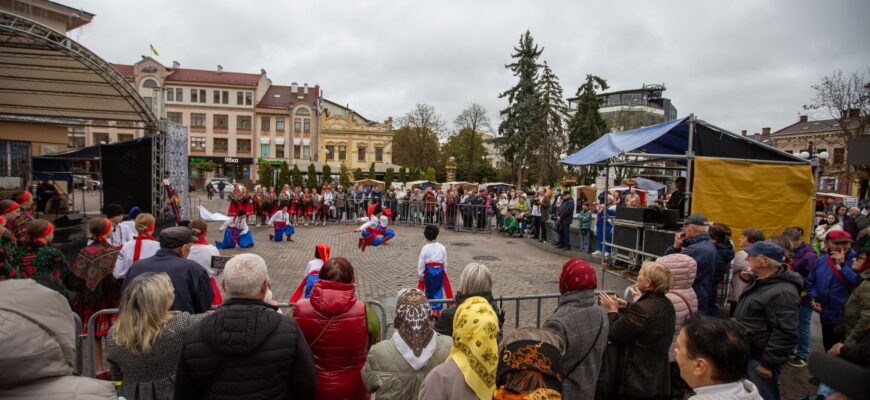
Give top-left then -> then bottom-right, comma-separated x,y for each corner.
613,225 -> 642,250
53,213 -> 84,228
644,229 -> 677,257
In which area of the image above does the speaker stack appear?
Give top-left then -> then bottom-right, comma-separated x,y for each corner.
608,206 -> 682,272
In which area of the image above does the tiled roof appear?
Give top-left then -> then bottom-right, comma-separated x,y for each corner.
257,85 -> 319,109
773,117 -> 860,136
166,68 -> 261,87
109,63 -> 262,87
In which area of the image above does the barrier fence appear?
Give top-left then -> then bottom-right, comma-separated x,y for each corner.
81,300 -> 388,378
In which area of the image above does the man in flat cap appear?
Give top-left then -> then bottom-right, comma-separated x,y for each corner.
122,226 -> 214,314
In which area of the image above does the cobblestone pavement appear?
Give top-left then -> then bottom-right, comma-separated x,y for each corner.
195,193 -> 818,398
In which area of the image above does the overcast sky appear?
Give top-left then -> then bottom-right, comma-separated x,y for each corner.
69,0 -> 870,135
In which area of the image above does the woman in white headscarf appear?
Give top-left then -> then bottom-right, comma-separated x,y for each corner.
362,289 -> 452,399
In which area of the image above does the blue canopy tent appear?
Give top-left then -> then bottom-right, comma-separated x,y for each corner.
561,114 -> 814,273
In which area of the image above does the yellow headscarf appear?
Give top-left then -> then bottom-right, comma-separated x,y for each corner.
450,296 -> 500,400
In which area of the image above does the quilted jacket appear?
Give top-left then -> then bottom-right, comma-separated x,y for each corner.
658,253 -> 699,362
361,334 -> 452,400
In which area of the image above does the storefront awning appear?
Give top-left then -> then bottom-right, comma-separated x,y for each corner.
0,11 -> 157,128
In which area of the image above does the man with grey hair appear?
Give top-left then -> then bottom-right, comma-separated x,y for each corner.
666,213 -> 718,316
733,241 -> 801,400
174,254 -> 316,399
433,263 -> 505,337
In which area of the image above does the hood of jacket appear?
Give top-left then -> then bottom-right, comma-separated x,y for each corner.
715,241 -> 735,262
0,279 -> 76,386
199,298 -> 282,355
657,253 -> 697,290
309,279 -> 358,315
755,266 -> 804,292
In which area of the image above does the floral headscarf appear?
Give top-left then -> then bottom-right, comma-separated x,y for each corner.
494,340 -> 564,400
393,289 -> 436,370
450,296 -> 500,400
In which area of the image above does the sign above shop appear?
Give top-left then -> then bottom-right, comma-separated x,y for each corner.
224,157 -> 239,164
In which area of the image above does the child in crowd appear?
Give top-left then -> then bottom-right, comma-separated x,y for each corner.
215,209 -> 254,249
503,211 -> 519,237
289,243 -> 331,302
417,225 -> 452,315
268,206 -> 295,242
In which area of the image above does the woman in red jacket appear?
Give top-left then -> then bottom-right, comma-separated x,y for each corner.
293,257 -> 381,399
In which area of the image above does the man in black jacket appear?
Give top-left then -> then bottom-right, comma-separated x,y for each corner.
122,227 -> 213,314
555,191 -> 575,250
733,241 -> 801,400
174,254 -> 316,400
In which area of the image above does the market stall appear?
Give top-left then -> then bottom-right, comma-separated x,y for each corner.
562,115 -> 815,270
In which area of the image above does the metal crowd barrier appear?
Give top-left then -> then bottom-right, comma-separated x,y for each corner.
81,299 -> 390,378
429,293 -> 562,329
329,198 -> 498,234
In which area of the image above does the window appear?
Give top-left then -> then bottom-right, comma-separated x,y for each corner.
213,138 -> 228,152
326,145 -> 335,160
199,90 -> 206,103
214,114 -> 229,130
276,144 -> 284,158
276,117 -> 285,131
294,145 -> 301,159
338,145 -> 346,160
245,92 -> 252,106
142,78 -> 158,88
191,137 -> 206,151
261,143 -> 270,157
222,90 -> 229,104
167,88 -> 174,101
68,128 -> 85,148
261,116 -> 271,131
191,88 -> 198,103
303,119 -> 311,134
296,107 -> 310,116
375,147 -> 383,162
213,90 -> 220,104
303,145 -> 310,160
237,116 -> 251,130
167,112 -> 183,124
358,146 -> 366,162
834,148 -> 845,164
93,132 -> 109,145
237,139 -> 252,153
143,96 -> 153,110
175,88 -> 183,102
294,118 -> 301,133
118,133 -> 134,142
191,113 -> 206,128
237,91 -> 243,105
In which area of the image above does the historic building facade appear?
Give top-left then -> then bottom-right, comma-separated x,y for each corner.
318,100 -> 396,174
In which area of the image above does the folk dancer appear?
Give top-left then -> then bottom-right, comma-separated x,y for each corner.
268,206 -> 295,242
114,213 -> 159,279
215,209 -> 254,249
289,243 -> 331,302
417,225 -> 453,316
188,219 -> 222,306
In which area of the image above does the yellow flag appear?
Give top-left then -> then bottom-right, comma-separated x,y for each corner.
149,44 -> 159,57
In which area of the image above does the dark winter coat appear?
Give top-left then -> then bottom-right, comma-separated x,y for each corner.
792,242 -> 819,307
666,233 -> 717,316
433,291 -> 505,338
841,327 -> 870,367
807,250 -> 859,326
733,267 -> 802,369
713,241 -> 735,283
608,292 -> 676,398
556,197 -> 575,226
173,299 -> 317,400
123,249 -> 213,314
843,269 -> 870,342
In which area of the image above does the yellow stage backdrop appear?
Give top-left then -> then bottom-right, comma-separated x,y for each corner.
691,156 -> 814,250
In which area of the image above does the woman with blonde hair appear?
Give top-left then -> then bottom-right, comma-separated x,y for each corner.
114,213 -> 159,279
106,272 -> 205,400
598,262 -> 676,400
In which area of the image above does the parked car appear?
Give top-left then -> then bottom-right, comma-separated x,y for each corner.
72,175 -> 101,189
204,177 -> 233,192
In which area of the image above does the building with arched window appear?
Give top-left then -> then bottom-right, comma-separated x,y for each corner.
318,100 -> 396,175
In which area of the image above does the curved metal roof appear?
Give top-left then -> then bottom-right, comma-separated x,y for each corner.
0,10 -> 157,128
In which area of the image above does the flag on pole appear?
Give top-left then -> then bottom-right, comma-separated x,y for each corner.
149,44 -> 159,57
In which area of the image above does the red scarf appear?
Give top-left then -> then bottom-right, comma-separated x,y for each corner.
195,234 -> 208,245
133,224 -> 155,261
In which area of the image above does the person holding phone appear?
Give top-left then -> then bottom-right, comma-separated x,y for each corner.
807,230 -> 859,351
666,214 -> 718,317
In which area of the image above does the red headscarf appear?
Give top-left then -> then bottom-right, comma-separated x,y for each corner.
98,219 -> 113,241
289,243 -> 331,303
1,201 -> 19,215
316,242 -> 330,261
133,224 -> 155,261
32,222 -> 54,246
559,258 -> 597,294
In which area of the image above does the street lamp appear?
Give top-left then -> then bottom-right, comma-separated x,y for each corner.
798,141 -> 830,191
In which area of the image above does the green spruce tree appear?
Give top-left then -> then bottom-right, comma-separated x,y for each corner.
257,162 -> 273,188
566,74 -> 609,184
322,164 -> 333,185
339,163 -> 352,189
498,30 -> 543,186
398,166 -> 407,183
291,164 -> 303,188
307,163 -> 318,188
353,168 -> 364,181
384,167 -> 394,189
533,60 -> 568,185
368,162 -> 376,179
409,167 -> 421,181
278,161 -> 292,187
424,167 -> 437,182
